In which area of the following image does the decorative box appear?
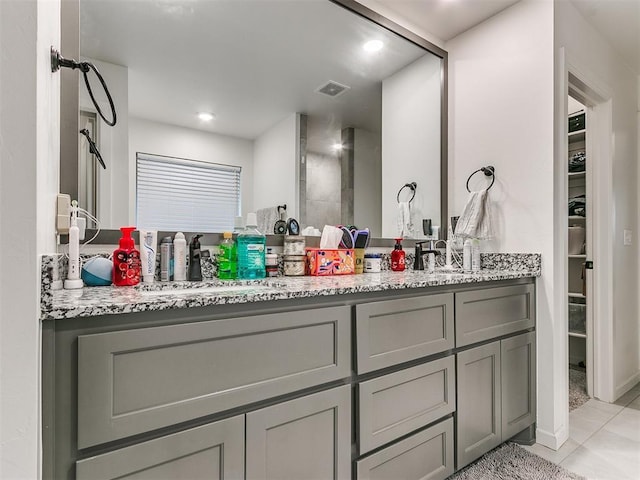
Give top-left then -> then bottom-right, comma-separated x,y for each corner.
306,248 -> 355,276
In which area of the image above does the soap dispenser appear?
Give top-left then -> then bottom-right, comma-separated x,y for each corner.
391,238 -> 406,272
413,241 -> 427,270
113,227 -> 141,286
188,234 -> 203,281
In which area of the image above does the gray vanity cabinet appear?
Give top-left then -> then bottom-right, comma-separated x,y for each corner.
358,355 -> 455,454
246,385 -> 351,480
355,418 -> 454,480
455,284 -> 535,347
75,414 -> 244,480
76,305 -> 350,448
355,293 -> 454,374
456,341 -> 502,469
456,331 -> 536,469
501,331 -> 536,439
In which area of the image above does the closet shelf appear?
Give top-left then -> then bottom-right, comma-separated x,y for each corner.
568,331 -> 587,339
568,292 -> 585,299
568,254 -> 586,259
568,171 -> 585,179
569,216 -> 585,221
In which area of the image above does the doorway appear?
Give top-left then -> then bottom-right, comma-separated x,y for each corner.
567,94 -> 591,411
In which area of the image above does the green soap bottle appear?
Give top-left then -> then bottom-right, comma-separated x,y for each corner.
217,231 -> 237,279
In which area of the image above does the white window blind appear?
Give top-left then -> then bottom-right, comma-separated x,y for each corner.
136,153 -> 241,232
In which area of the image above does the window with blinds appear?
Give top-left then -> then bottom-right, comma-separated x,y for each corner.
136,153 -> 241,232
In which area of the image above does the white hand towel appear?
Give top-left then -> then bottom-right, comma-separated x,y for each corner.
454,189 -> 494,239
397,201 -> 413,238
256,207 -> 281,234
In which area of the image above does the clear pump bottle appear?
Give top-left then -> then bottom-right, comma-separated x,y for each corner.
237,213 -> 266,279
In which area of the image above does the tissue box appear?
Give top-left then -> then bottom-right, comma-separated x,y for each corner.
306,248 -> 355,276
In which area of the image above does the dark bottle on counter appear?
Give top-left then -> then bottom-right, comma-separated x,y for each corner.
188,234 -> 203,281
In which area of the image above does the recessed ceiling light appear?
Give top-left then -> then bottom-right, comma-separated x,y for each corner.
332,143 -> 344,151
363,40 -> 384,53
198,112 -> 215,121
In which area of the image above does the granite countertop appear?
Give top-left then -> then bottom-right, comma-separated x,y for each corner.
41,253 -> 541,320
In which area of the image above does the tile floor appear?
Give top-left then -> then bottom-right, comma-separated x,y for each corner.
524,383 -> 640,479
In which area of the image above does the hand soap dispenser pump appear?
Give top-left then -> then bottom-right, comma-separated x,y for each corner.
413,241 -> 427,270
188,234 -> 203,281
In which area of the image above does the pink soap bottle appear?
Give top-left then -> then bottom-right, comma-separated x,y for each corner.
113,227 -> 141,286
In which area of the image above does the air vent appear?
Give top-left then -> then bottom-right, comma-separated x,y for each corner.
315,80 -> 350,98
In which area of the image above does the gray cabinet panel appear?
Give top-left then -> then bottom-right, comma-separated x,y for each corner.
356,418 -> 454,480
246,385 -> 351,480
501,331 -> 536,439
455,284 -> 535,347
358,356 -> 455,454
75,414 -> 244,480
456,341 -> 502,469
77,306 -> 350,448
356,293 -> 454,373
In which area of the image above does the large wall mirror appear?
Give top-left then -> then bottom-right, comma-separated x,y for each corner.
61,0 -> 447,239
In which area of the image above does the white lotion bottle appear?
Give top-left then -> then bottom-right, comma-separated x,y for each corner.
173,232 -> 187,281
140,229 -> 157,283
463,238 -> 472,272
471,238 -> 481,272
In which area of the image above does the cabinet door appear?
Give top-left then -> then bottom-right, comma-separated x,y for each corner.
246,385 -> 351,480
75,415 -> 243,480
501,331 -> 536,439
356,293 -> 454,374
77,305 -> 350,448
456,342 -> 501,469
356,418 -> 454,480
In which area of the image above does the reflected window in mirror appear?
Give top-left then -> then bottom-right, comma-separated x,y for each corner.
136,153 -> 241,233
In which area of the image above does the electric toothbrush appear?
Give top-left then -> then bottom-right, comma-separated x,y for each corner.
64,200 -> 84,289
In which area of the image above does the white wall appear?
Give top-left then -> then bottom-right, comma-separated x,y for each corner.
0,0 -> 60,477
382,54 -> 442,238
353,129 -> 382,236
555,1 -> 639,401
252,114 -> 299,217
446,0 -> 559,446
79,58 -> 129,227
129,117 -> 255,223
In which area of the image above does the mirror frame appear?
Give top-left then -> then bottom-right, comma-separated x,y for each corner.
60,0 -> 448,241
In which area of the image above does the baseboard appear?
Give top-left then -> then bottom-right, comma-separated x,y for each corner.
535,424 -> 569,450
615,370 -> 640,401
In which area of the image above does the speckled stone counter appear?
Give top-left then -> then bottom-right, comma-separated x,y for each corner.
41,253 -> 540,320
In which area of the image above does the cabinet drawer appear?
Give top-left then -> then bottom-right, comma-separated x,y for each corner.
455,284 -> 535,347
76,414 -> 244,480
356,293 -> 454,374
356,417 -> 454,480
77,306 -> 351,448
358,356 -> 455,454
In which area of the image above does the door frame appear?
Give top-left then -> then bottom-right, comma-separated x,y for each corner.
558,47 -> 615,404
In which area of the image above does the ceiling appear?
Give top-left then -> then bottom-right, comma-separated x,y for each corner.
570,0 -> 640,74
365,0 -> 521,41
80,0 -> 431,148
374,0 -> 640,74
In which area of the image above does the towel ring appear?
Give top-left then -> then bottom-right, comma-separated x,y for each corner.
466,166 -> 495,192
397,182 -> 417,203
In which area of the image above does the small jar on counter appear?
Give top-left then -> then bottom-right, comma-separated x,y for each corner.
265,248 -> 279,277
364,253 -> 382,273
283,255 -> 306,276
283,235 -> 306,255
